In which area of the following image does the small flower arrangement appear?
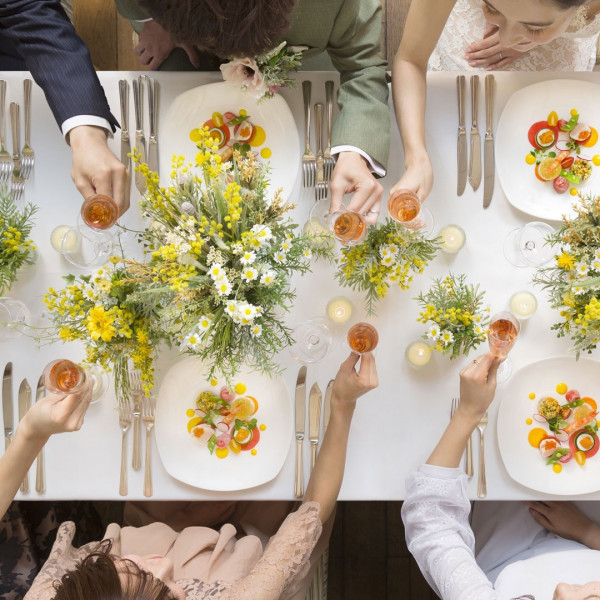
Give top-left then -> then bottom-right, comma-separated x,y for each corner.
220,41 -> 303,101
335,219 -> 440,315
130,128 -> 332,380
0,193 -> 36,295
42,260 -> 166,402
533,194 -> 600,356
416,273 -> 489,359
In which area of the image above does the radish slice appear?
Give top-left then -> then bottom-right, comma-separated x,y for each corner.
556,430 -> 569,442
216,421 -> 230,432
533,413 -> 547,423
554,142 -> 571,152
559,451 -> 573,463
216,431 -> 232,447
196,409 -> 206,418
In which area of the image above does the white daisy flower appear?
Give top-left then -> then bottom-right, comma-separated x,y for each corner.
595,248 -> 600,261
198,315 -> 212,331
239,303 -> 257,320
473,314 -> 484,324
250,324 -> 262,337
566,271 -> 578,283
251,224 -> 273,243
241,267 -> 258,282
260,270 -> 276,285
475,325 -> 485,336
95,279 -> 111,294
591,259 -> 600,271
274,252 -> 286,264
381,255 -> 395,266
575,261 -> 589,277
215,278 -> 232,296
303,249 -> 312,259
240,251 -> 256,265
387,243 -> 398,254
427,325 -> 440,340
225,301 -> 238,317
281,241 -> 291,253
209,263 -> 223,280
440,330 -> 454,345
184,332 -> 201,350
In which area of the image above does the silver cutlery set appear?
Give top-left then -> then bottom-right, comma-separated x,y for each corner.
294,366 -> 334,498
302,80 -> 335,200
451,397 -> 487,498
0,79 -> 35,202
119,76 -> 159,195
457,74 -> 495,207
118,369 -> 156,497
3,362 -> 45,494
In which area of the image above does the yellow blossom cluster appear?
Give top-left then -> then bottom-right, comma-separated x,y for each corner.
557,252 -> 575,270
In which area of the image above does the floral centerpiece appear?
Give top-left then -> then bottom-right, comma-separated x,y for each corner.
533,194 -> 600,356
335,219 -> 440,315
220,41 -> 303,101
0,193 -> 36,295
416,273 -> 489,359
42,260 -> 166,402
129,128 -> 332,380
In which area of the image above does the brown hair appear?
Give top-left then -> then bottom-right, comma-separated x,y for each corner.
52,540 -> 178,600
138,0 -> 297,58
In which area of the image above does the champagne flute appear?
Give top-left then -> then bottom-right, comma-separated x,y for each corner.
387,189 -> 434,236
488,311 -> 520,383
42,359 -> 87,394
347,322 -> 379,354
503,221 -> 555,267
51,224 -> 114,269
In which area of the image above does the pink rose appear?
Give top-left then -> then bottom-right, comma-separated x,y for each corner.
220,57 -> 268,98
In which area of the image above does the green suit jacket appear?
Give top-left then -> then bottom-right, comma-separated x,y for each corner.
115,0 -> 390,169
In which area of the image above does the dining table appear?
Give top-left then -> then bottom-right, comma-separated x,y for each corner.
2,69 -> 600,502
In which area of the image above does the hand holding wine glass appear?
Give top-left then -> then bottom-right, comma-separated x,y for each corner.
487,311 -> 520,383
347,322 -> 379,354
43,359 -> 87,395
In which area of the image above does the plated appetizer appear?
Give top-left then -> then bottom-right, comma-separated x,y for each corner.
185,380 -> 266,459
189,109 -> 271,162
527,382 -> 599,473
525,109 -> 600,196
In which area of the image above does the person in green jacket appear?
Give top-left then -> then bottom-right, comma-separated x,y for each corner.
115,0 -> 390,222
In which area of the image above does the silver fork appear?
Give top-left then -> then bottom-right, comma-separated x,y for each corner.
314,103 -> 328,202
10,103 -> 24,203
323,80 -> 335,182
20,79 -> 34,180
129,369 -> 143,471
301,81 -> 316,188
142,393 -> 156,497
0,81 -> 11,182
118,402 -> 132,496
450,397 -> 458,418
477,411 -> 488,498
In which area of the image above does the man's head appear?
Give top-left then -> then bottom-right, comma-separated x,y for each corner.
139,0 -> 297,58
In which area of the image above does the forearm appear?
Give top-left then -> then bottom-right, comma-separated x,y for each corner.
426,408 -> 480,468
0,425 -> 47,518
303,398 -> 355,523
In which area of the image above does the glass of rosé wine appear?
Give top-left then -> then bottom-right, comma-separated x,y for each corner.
42,359 -> 87,395
488,311 -> 520,383
387,189 -> 434,237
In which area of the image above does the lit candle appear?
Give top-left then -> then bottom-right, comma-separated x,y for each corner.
509,291 -> 537,320
50,225 -> 77,252
405,341 -> 432,369
326,297 -> 353,324
439,224 -> 466,254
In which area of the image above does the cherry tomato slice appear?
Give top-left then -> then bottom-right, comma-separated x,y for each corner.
561,156 -> 574,169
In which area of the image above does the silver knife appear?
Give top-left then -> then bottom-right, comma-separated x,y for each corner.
35,376 -> 46,493
146,77 -> 159,175
456,75 -> 467,196
468,75 -> 481,191
2,362 -> 12,450
323,379 -> 334,432
118,79 -> 130,169
308,383 -> 322,471
483,74 -> 495,208
294,366 -> 307,498
132,77 -> 146,194
18,379 -> 31,494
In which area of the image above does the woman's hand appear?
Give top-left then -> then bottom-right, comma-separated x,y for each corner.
464,24 -> 526,69
525,501 -> 600,550
389,156 -> 434,204
457,352 -> 502,423
331,352 -> 378,409
135,20 -> 201,70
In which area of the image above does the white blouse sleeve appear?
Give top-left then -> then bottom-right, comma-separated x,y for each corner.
401,465 -> 498,600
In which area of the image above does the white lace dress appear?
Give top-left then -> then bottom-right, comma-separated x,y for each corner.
24,502 -> 323,600
429,0 -> 600,71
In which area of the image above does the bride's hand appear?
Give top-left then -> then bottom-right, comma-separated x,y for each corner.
464,24 -> 525,69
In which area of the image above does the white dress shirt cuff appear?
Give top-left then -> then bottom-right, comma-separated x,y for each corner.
331,145 -> 386,177
62,116 -> 113,144
418,464 -> 465,480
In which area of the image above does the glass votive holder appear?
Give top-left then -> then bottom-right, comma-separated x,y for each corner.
0,297 -> 31,340
50,224 -> 114,269
509,290 -> 537,320
87,364 -> 110,404
405,341 -> 432,369
439,224 -> 466,254
326,296 -> 353,324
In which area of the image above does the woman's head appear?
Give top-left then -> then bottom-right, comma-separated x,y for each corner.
52,541 -> 186,600
480,0 -> 589,51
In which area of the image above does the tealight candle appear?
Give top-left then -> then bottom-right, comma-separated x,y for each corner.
50,225 -> 77,253
326,296 -> 353,324
405,341 -> 432,369
509,290 -> 537,320
439,224 -> 466,254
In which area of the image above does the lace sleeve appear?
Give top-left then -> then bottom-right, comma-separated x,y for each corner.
219,502 -> 322,600
401,466 -> 498,600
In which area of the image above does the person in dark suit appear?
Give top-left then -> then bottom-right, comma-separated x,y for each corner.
0,0 -> 129,215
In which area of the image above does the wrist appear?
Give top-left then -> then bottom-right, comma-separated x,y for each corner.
404,150 -> 431,171
68,125 -> 108,149
16,415 -> 50,446
581,522 -> 600,550
330,394 -> 357,419
454,404 -> 483,431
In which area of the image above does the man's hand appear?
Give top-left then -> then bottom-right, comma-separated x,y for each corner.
330,151 -> 383,225
464,24 -> 527,70
69,125 -> 130,217
136,20 -> 201,71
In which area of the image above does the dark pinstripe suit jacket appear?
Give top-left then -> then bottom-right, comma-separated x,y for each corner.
0,0 -> 118,131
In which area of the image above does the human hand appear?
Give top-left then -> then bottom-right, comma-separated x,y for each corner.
331,352 -> 378,409
525,501 -> 600,550
19,376 -> 93,442
69,125 -> 130,218
457,352 -> 502,422
136,20 -> 201,70
330,152 -> 383,225
389,156 -> 433,204
464,24 -> 526,70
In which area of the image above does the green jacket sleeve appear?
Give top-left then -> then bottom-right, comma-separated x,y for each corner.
327,0 -> 390,171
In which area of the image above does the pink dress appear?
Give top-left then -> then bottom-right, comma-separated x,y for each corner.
24,502 -> 324,600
